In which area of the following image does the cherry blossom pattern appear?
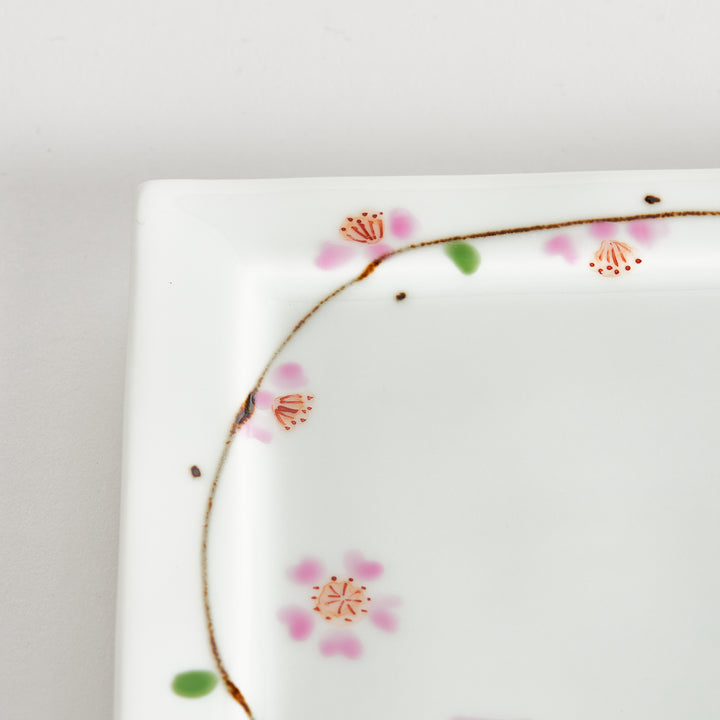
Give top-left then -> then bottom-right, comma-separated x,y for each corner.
278,551 -> 400,659
241,362 -> 314,443
315,208 -> 416,270
587,221 -> 643,276
544,218 -> 665,275
589,239 -> 641,276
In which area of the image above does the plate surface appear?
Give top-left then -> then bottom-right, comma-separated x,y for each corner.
118,172 -> 720,720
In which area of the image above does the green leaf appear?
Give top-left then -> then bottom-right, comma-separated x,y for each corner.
445,242 -> 480,275
172,670 -> 218,698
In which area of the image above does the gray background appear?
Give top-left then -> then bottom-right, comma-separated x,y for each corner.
2,1 -> 720,718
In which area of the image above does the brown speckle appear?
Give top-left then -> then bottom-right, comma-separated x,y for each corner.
191,465 -> 201,478
395,291 -> 407,301
644,195 -> 661,204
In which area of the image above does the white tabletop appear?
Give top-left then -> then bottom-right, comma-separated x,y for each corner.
2,1 -> 720,718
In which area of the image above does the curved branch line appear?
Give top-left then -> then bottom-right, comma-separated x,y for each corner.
201,208 -> 720,717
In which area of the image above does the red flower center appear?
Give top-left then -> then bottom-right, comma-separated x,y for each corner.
313,578 -> 371,625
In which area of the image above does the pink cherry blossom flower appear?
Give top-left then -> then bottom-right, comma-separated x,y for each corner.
278,550 -> 401,659
588,237 -> 642,276
315,208 -> 417,270
544,218 -> 665,276
241,362 -> 314,444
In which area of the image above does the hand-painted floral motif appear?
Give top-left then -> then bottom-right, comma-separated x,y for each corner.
544,218 -> 665,276
315,208 -> 416,270
586,220 -> 643,276
315,578 -> 370,624
271,393 -> 314,430
278,550 -> 400,659
340,212 -> 384,244
241,362 -> 314,443
589,238 -> 641,276
193,206 -> 720,718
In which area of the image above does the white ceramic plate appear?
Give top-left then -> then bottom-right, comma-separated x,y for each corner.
118,172 -> 720,720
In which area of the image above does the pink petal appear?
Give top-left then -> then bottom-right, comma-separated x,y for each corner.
254,390 -> 274,410
344,550 -> 384,580
589,221 -> 617,239
288,557 -> 325,584
627,219 -> 660,245
389,208 -> 415,239
278,606 -> 315,641
371,595 -> 402,610
370,607 -> 398,633
272,362 -> 307,389
315,241 -> 355,270
319,632 -> 363,659
241,420 -> 273,444
364,242 -> 393,260
544,234 -> 577,264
